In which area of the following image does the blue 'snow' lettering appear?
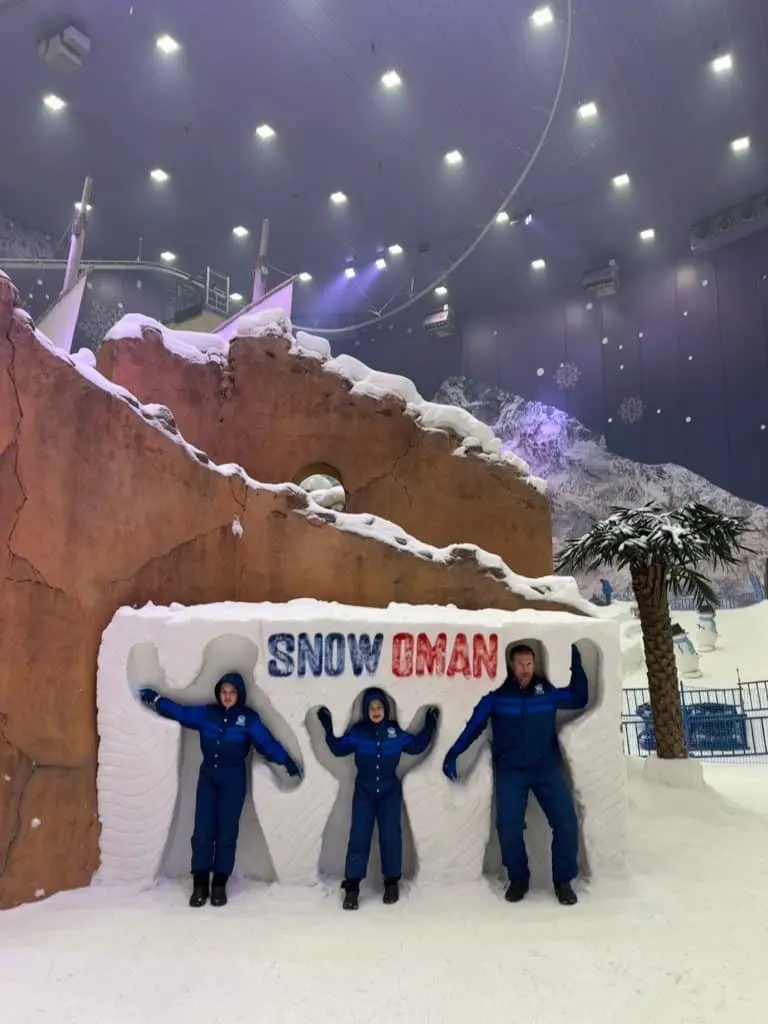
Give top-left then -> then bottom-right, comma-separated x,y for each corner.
267,632 -> 384,678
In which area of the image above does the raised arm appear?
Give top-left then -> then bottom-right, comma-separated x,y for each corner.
316,707 -> 355,757
247,715 -> 302,776
139,688 -> 208,730
402,706 -> 440,755
552,646 -> 589,710
442,693 -> 494,779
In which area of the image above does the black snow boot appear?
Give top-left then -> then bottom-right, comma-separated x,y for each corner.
189,871 -> 210,908
383,878 -> 400,905
342,879 -> 360,911
210,872 -> 229,907
554,882 -> 578,906
504,879 -> 529,903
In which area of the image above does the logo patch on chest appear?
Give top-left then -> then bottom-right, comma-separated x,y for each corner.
387,726 -> 397,738
236,714 -> 246,727
534,684 -> 544,695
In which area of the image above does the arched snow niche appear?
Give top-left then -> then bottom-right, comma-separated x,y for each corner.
482,637 -> 602,890
158,633 -> 303,883
306,688 -> 437,889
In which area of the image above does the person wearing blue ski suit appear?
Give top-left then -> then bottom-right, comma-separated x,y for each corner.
443,644 -> 588,906
139,672 -> 301,907
316,687 -> 439,910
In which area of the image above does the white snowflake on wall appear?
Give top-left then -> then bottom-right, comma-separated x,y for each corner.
618,395 -> 645,424
80,300 -> 123,343
554,362 -> 580,389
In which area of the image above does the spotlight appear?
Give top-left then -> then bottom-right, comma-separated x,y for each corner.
344,266 -> 356,279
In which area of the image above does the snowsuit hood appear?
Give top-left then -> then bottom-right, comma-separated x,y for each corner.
361,687 -> 392,722
214,672 -> 247,706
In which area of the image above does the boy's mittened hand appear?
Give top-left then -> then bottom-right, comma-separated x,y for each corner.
425,706 -> 440,724
442,756 -> 458,781
139,688 -> 158,705
284,757 -> 302,779
317,706 -> 333,730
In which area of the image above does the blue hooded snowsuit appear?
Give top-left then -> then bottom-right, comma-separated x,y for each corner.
149,673 -> 297,876
443,646 -> 588,885
321,688 -> 437,882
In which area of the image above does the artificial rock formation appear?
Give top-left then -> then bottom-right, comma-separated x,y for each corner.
0,272 -> 575,909
97,329 -> 553,578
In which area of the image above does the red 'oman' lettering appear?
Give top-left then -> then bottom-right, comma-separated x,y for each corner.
473,633 -> 498,679
392,633 -> 414,677
415,632 -> 447,676
447,633 -> 471,678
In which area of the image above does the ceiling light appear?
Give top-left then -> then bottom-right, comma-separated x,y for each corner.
255,123 -> 276,140
639,228 -> 655,241
612,173 -> 630,188
711,53 -> 733,74
530,6 -> 554,27
375,258 -> 387,270
344,266 -> 356,279
230,292 -> 243,303
495,211 -> 510,224
730,136 -> 750,153
298,271 -> 312,282
156,34 -> 180,55
434,285 -> 448,297
531,258 -> 546,270
577,101 -> 598,120
444,149 -> 463,165
232,225 -> 249,238
388,243 -> 404,255
330,191 -> 348,205
43,93 -> 66,112
381,69 -> 402,89
74,202 -> 92,212
160,251 -> 176,263
524,212 -> 533,225
150,168 -> 169,182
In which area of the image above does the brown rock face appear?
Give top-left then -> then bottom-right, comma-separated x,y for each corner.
97,332 -> 553,578
0,274 -> 569,910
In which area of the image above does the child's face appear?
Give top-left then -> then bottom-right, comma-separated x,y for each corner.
219,683 -> 239,708
368,699 -> 385,724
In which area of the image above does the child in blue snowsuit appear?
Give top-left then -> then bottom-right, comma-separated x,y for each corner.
139,672 -> 301,907
443,644 -> 588,906
316,687 -> 439,910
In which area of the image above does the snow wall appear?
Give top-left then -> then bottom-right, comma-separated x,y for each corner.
96,600 -> 626,890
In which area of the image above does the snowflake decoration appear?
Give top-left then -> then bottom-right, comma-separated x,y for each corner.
553,362 -> 580,389
80,299 -> 123,343
618,395 -> 645,424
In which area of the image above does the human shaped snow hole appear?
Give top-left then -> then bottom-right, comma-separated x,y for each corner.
306,689 -> 437,891
478,638 -> 598,891
128,635 -> 303,886
296,462 -> 347,512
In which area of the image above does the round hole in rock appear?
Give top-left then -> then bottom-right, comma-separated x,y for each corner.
296,464 -> 347,511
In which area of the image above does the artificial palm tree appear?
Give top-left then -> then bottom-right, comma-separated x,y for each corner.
555,503 -> 752,759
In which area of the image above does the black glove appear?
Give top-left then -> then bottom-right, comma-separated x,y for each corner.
139,687 -> 159,706
284,757 -> 302,779
317,706 -> 333,732
425,706 -> 440,727
570,645 -> 582,668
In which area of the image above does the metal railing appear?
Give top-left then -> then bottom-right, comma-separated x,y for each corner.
622,714 -> 768,761
622,681 -> 768,718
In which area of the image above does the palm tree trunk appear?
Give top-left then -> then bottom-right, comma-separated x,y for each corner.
631,566 -> 687,759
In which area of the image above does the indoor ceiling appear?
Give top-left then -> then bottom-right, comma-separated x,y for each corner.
0,0 -> 766,332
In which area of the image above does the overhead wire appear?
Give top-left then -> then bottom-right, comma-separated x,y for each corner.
292,0 -> 574,336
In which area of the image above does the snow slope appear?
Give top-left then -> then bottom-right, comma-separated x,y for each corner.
2,760 -> 767,1024
434,376 -> 768,600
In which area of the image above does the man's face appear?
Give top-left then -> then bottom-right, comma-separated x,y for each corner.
368,699 -> 386,724
219,682 -> 239,708
512,653 -> 535,687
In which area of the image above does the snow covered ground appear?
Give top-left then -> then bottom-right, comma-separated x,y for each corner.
1,758 -> 767,1024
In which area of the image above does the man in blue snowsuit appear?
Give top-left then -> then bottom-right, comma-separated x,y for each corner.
317,687 -> 439,911
443,644 -> 588,906
139,672 -> 301,908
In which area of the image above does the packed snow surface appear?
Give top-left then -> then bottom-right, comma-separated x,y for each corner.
2,760 -> 767,1023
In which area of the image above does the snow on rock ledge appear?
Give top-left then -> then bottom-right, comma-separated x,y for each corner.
28,316 -> 587,613
105,310 -> 538,486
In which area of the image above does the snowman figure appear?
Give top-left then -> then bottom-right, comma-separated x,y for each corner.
696,603 -> 718,653
671,622 -> 702,679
